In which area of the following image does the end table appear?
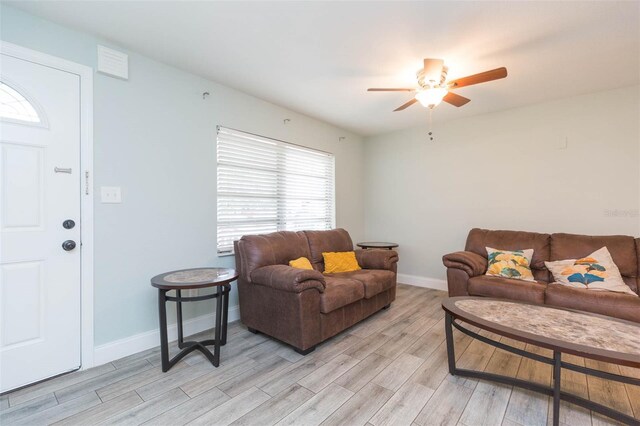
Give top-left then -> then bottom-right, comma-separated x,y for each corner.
357,242 -> 399,250
151,267 -> 238,372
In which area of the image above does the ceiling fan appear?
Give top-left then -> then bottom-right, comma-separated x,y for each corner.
368,59 -> 507,111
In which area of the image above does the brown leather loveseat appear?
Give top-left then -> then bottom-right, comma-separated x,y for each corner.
443,228 -> 640,323
234,228 -> 399,354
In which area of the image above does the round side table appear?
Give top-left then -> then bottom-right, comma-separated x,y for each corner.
357,242 -> 399,250
151,267 -> 238,372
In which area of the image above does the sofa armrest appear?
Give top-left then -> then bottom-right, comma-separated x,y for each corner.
442,251 -> 487,277
355,249 -> 399,271
250,265 -> 326,293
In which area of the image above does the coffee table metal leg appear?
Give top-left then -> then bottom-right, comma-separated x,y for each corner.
553,351 -> 561,426
445,312 -> 456,375
221,284 -> 229,345
158,289 -> 170,372
213,285 -> 223,367
176,290 -> 185,349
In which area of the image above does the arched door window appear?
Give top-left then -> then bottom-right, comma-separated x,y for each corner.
0,81 -> 45,125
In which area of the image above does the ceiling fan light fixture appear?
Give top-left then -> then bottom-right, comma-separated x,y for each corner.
368,59 -> 507,112
415,87 -> 448,108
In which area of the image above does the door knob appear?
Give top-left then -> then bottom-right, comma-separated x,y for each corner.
62,240 -> 76,251
63,219 -> 75,229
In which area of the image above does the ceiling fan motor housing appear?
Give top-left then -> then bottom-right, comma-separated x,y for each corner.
417,64 -> 448,89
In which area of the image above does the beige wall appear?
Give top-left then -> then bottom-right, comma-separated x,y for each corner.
363,86 -> 640,282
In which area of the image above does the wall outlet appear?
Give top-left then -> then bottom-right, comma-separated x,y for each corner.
101,186 -> 122,203
557,136 -> 568,150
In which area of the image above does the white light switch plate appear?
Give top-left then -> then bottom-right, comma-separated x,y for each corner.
101,186 -> 122,203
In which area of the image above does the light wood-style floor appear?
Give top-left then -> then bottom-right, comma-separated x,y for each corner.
2,284 -> 639,426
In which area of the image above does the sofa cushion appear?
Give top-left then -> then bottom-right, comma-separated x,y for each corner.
486,247 -> 535,281
551,233 -> 638,279
320,276 -> 364,314
237,231 -> 310,281
468,275 -> 547,304
305,229 -> 354,271
323,251 -> 361,273
465,228 -> 551,281
289,257 -> 313,270
550,233 -> 638,293
356,249 -> 399,272
636,237 -> 640,293
545,247 -> 636,296
545,283 -> 640,323
327,269 -> 395,299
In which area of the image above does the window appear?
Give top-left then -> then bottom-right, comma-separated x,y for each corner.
0,82 -> 42,124
216,126 -> 335,254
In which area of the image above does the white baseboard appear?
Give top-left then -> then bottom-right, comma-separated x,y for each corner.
93,305 -> 240,366
398,273 -> 448,292
92,275 -> 445,366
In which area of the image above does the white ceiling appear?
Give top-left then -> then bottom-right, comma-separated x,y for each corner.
8,1 -> 640,136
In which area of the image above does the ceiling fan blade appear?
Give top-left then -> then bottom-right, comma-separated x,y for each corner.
449,67 -> 508,88
422,58 -> 444,82
443,92 -> 471,107
393,98 -> 418,111
368,88 -> 415,92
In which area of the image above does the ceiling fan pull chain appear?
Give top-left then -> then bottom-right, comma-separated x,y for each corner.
427,108 -> 435,142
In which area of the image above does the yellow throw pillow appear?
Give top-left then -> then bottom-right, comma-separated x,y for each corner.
323,251 -> 361,273
289,257 -> 313,270
485,247 -> 535,281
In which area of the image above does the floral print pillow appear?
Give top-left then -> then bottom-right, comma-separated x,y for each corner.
545,247 -> 636,296
485,247 -> 535,281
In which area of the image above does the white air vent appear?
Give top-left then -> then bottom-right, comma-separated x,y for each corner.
97,45 -> 129,80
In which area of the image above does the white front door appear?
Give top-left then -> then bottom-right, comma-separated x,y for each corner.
0,52 -> 82,392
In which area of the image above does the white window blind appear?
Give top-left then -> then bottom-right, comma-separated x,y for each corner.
216,126 -> 335,254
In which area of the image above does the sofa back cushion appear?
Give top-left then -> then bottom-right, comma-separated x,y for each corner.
465,228 -> 551,281
304,228 -> 354,271
236,231 -> 310,281
550,233 -> 638,293
637,238 -> 640,294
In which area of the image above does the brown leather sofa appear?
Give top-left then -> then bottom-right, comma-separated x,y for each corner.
443,228 -> 640,323
234,228 -> 399,354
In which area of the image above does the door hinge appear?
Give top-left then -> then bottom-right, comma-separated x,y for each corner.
84,171 -> 90,195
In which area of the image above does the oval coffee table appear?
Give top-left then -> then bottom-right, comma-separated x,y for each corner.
151,267 -> 238,372
442,297 -> 640,426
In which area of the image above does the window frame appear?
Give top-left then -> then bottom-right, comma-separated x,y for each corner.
216,126 -> 336,256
